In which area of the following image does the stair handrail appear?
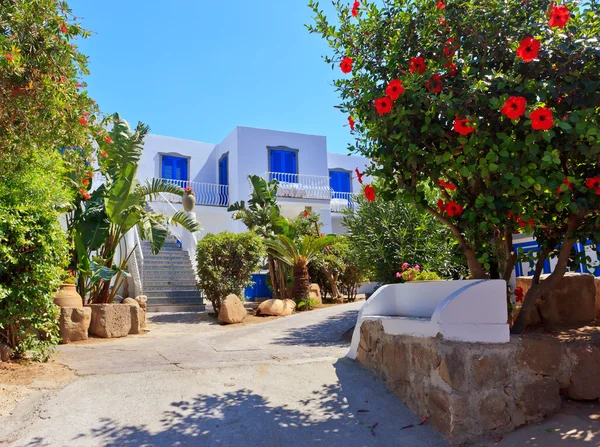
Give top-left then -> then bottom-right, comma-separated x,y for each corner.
124,226 -> 144,297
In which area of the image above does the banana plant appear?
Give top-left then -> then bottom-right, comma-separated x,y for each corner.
72,114 -> 201,304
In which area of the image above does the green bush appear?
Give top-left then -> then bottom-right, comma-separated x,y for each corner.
342,191 -> 468,284
0,205 -> 67,360
196,232 -> 264,315
336,236 -> 369,302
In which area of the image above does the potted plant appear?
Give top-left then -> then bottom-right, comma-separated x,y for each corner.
54,270 -> 83,308
182,186 -> 195,212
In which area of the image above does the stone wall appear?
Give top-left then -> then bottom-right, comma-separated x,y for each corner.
356,319 -> 600,445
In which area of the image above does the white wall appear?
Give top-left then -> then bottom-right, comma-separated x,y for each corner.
327,152 -> 371,195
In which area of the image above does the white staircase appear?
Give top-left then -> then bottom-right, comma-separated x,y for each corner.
141,233 -> 204,312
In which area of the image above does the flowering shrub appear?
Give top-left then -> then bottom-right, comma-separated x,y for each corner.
309,0 -> 600,332
396,263 -> 442,282
183,186 -> 195,195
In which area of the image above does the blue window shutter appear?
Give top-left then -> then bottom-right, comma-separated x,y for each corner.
330,171 -> 351,193
270,150 -> 296,174
162,156 -> 188,181
219,156 -> 228,186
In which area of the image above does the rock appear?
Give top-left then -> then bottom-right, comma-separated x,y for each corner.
218,294 -> 247,324
59,307 -> 92,344
0,343 -> 11,362
410,342 -> 440,375
439,349 -> 468,392
518,273 -> 596,328
122,298 -> 139,307
565,344 -> 600,400
381,337 -> 410,383
256,299 -> 296,317
517,378 -> 561,420
134,295 -> 148,310
517,335 -> 562,376
479,392 -> 511,430
87,304 -> 131,338
471,354 -> 511,388
309,284 -> 323,305
129,304 -> 145,335
427,387 -> 469,442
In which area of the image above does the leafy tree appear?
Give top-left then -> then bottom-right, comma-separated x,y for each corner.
308,0 -> 600,332
72,114 -> 201,304
265,235 -> 335,308
196,231 -> 264,315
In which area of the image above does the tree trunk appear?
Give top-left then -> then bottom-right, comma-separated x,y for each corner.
292,258 -> 311,304
464,247 -> 489,279
321,266 -> 341,299
267,255 -> 279,298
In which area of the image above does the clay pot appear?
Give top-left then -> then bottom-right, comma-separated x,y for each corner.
54,284 -> 83,308
182,193 -> 195,212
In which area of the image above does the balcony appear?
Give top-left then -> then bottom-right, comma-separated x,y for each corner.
154,179 -> 229,207
266,172 -> 332,201
330,192 -> 357,213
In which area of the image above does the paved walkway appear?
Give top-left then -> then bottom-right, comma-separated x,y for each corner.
3,303 -> 599,446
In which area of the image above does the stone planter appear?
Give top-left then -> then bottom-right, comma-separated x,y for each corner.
182,193 -> 195,212
59,307 -> 91,343
54,284 -> 83,308
87,303 -> 145,338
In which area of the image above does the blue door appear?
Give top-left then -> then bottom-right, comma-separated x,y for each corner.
162,155 -> 188,181
330,170 -> 351,199
270,149 -> 297,182
245,274 -> 272,301
218,155 -> 229,206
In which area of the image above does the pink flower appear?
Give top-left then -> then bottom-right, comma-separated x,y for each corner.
396,272 -> 402,278
402,262 -> 409,271
414,265 -> 421,271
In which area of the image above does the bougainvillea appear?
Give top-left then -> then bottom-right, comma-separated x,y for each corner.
308,0 -> 600,332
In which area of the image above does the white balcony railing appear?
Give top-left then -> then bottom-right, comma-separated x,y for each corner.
154,179 -> 229,207
330,192 -> 357,213
266,172 -> 332,200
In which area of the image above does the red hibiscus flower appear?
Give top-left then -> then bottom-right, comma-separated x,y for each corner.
80,189 -> 91,201
514,287 -> 524,304
5,53 -> 13,62
516,37 -> 540,62
340,57 -> 353,74
348,116 -> 355,131
355,168 -> 364,184
60,24 -> 68,33
436,1 -> 446,9
548,5 -> 570,28
351,1 -> 360,17
530,107 -> 554,131
446,201 -> 464,217
453,116 -> 475,135
409,56 -> 426,75
557,177 -> 572,194
517,215 -> 534,229
386,79 -> 405,100
104,135 -> 113,144
438,18 -> 446,26
79,117 -> 88,126
303,211 -> 310,217
500,96 -> 527,120
100,150 -> 108,158
437,199 -> 445,214
426,74 -> 444,93
438,179 -> 456,191
584,176 -> 600,195
375,96 -> 393,115
82,178 -> 90,186
444,61 -> 457,76
364,185 -> 376,202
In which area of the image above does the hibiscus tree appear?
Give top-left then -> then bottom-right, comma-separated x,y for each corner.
308,0 -> 600,333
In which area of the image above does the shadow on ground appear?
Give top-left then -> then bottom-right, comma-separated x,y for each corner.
272,310 -> 359,348
19,359 -> 440,447
148,312 -> 218,325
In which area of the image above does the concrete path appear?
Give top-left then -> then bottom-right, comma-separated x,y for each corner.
3,303 -> 447,447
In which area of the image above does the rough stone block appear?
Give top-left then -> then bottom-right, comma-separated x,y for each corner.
129,305 -> 145,334
381,337 -> 409,383
0,343 -> 11,362
427,388 -> 469,442
218,294 -> 247,324
59,307 -> 92,344
87,304 -> 131,338
565,344 -> 600,400
517,335 -> 562,376
256,299 -> 296,316
517,378 -> 561,420
309,283 -> 322,305
410,342 -> 439,375
439,349 -> 468,392
478,392 -> 511,430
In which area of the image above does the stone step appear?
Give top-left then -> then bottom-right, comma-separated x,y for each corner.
146,303 -> 206,313
143,253 -> 191,261
144,284 -> 199,292
143,279 -> 197,287
143,273 -> 197,280
143,261 -> 192,268
144,290 -> 202,299
146,297 -> 203,306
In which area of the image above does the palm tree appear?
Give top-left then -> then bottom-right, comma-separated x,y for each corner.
264,234 -> 335,307
72,114 -> 201,304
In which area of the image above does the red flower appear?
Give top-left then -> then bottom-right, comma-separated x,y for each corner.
104,135 -> 113,144
516,37 -> 540,62
436,1 -> 446,9
425,74 -> 444,93
340,57 -> 353,74
444,61 -> 457,76
584,176 -> 600,195
409,57 -> 426,75
100,150 -> 108,158
446,201 -> 464,217
557,177 -> 571,194
530,107 -> 554,131
351,1 -> 360,17
364,185 -> 376,202
500,96 -> 527,120
82,178 -> 90,186
86,171 -> 94,179
437,199 -> 445,214
5,53 -> 13,62
514,287 -> 524,303
303,211 -> 310,217
80,189 -> 91,201
437,179 -> 456,191
548,5 -> 570,28
60,24 -> 68,33
386,79 -> 405,100
375,96 -> 393,115
79,117 -> 88,126
439,18 -> 446,26
348,116 -> 355,131
453,116 -> 475,135
517,215 -> 534,229
355,168 -> 364,184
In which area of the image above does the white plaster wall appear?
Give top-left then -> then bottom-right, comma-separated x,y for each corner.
327,152 -> 371,195
331,214 -> 347,235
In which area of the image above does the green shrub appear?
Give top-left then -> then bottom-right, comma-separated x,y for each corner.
0,205 -> 67,360
196,232 -> 264,315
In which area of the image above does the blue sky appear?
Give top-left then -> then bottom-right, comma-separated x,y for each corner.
69,0 -> 352,154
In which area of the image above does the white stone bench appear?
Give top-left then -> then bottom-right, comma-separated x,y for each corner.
348,280 -> 509,359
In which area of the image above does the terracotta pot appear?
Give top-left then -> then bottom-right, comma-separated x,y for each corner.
54,284 -> 83,308
182,193 -> 195,212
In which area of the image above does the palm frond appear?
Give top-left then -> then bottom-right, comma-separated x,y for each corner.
137,178 -> 184,201
169,211 -> 202,234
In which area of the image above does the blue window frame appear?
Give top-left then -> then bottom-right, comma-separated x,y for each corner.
330,170 -> 351,199
161,155 -> 188,181
218,155 -> 229,206
270,149 -> 297,181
